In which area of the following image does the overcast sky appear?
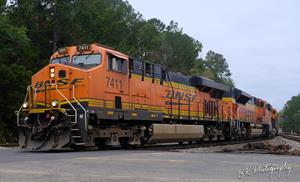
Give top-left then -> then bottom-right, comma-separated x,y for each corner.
127,0 -> 300,110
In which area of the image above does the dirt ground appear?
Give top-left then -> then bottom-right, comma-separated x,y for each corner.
175,136 -> 300,156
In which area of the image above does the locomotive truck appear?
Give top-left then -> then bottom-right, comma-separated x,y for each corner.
17,43 -> 278,151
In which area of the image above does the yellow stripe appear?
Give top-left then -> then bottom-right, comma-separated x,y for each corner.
37,98 -> 205,118
28,108 -> 66,113
33,102 -> 46,106
222,97 -> 235,102
107,111 -> 114,115
88,103 -> 102,107
85,99 -> 205,118
131,73 -> 195,92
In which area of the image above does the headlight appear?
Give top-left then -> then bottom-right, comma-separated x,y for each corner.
50,67 -> 55,78
22,102 -> 29,109
51,100 -> 59,107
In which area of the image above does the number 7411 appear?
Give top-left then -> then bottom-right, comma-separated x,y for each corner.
106,76 -> 123,91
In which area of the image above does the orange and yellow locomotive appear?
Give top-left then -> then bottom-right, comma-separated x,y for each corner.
17,43 -> 278,150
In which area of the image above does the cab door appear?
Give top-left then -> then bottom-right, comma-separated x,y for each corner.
104,52 -> 129,113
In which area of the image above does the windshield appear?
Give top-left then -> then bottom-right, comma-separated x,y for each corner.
51,57 -> 69,64
73,54 -> 102,65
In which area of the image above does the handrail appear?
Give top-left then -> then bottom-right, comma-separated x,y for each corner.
232,111 -> 239,121
166,70 -> 174,117
53,84 -> 78,126
16,86 -> 29,126
221,107 -> 231,121
17,84 -> 80,128
34,87 -> 38,102
28,86 -> 33,108
72,85 -> 87,131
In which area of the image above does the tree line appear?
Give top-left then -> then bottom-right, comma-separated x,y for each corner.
0,0 -> 234,143
280,95 -> 300,133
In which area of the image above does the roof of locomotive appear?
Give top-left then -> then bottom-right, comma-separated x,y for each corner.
168,72 -> 190,85
51,43 -> 128,61
189,75 -> 230,92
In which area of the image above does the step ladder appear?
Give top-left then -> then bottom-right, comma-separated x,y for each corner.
70,125 -> 86,146
54,84 -> 87,146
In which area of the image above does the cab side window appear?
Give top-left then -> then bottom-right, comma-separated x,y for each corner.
108,54 -> 127,73
154,65 -> 161,78
133,60 -> 143,74
145,62 -> 152,76
161,68 -> 167,80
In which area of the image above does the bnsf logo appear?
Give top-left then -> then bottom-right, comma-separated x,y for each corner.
35,78 -> 84,88
165,90 -> 197,102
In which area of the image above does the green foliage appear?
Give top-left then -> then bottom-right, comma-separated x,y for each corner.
190,58 -> 214,79
163,23 -> 203,74
0,16 -> 30,64
0,0 -> 5,13
203,50 -> 234,86
0,63 -> 32,142
190,51 -> 234,86
131,19 -> 203,76
0,0 -> 235,142
0,6 -> 32,142
281,94 -> 300,133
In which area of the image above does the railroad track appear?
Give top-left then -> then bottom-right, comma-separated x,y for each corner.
132,137 -> 275,151
1,137 -> 274,151
279,133 -> 300,142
